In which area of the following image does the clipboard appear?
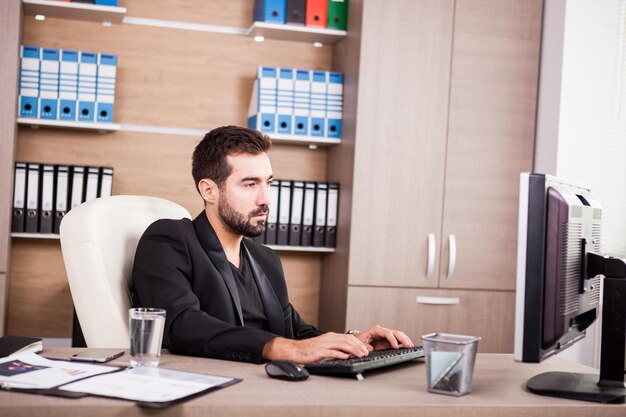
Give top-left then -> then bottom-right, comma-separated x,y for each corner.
57,366 -> 242,409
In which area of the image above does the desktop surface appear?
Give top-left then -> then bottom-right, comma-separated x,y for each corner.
1,348 -> 624,417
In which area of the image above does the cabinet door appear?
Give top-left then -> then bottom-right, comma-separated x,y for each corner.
348,0 -> 455,288
345,286 -> 515,353
438,0 -> 542,290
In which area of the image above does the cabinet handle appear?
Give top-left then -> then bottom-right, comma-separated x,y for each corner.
416,296 -> 460,305
426,233 -> 436,279
447,234 -> 457,280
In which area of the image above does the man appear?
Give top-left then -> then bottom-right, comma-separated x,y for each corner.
131,125 -> 413,364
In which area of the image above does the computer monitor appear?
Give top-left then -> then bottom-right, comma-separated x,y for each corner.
515,173 -> 626,403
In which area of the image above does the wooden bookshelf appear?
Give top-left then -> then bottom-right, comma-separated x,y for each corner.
8,0 -> 335,337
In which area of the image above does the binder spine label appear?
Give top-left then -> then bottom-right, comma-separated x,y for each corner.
263,0 -> 287,23
99,168 -> 114,197
85,167 -> 100,202
39,48 -> 60,120
313,183 -> 328,246
265,181 -> 280,244
78,52 -> 98,121
310,71 -> 327,137
326,187 -> 338,227
26,165 -> 40,211
293,69 -> 311,135
258,66 -> 278,133
289,181 -> 304,245
25,164 -> 40,233
40,165 -> 55,233
301,181 -> 316,246
325,184 -> 339,247
326,72 -> 343,138
41,166 -> 54,213
278,182 -> 291,225
277,68 -> 294,134
55,168 -> 69,212
290,183 -> 304,226
59,50 -> 79,120
13,165 -> 27,210
96,53 -> 117,122
19,46 -> 40,118
70,166 -> 85,209
328,0 -> 349,30
12,163 -> 27,233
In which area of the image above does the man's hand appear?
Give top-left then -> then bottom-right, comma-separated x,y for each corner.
262,332 -> 370,364
353,325 -> 414,351
262,325 -> 414,364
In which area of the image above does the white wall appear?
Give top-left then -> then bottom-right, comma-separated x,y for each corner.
534,0 -> 625,367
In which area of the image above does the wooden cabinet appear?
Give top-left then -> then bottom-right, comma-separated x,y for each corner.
322,0 -> 542,352
346,286 -> 516,353
347,0 -> 454,290
439,0 -> 540,291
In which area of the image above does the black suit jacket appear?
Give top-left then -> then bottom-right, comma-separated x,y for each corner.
131,212 -> 321,363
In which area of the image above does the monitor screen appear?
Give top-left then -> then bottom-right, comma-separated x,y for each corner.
514,173 -> 626,403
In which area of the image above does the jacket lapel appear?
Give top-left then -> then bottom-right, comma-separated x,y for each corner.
193,212 -> 244,326
242,241 -> 286,337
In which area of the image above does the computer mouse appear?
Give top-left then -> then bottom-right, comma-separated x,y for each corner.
265,360 -> 310,381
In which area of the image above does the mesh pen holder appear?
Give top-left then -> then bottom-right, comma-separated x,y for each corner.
421,333 -> 481,396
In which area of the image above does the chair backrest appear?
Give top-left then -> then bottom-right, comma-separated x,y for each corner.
60,195 -> 191,348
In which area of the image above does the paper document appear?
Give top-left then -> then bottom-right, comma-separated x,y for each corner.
59,366 -> 238,403
0,353 -> 120,390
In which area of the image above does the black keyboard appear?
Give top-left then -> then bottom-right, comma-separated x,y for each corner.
305,346 -> 424,376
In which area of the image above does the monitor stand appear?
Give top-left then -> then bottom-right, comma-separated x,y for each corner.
527,255 -> 626,404
527,371 -> 625,404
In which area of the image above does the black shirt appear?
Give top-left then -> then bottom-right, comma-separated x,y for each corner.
229,252 -> 270,331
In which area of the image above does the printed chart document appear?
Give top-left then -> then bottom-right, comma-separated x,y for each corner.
0,352 -> 120,390
60,367 -> 240,404
0,353 -> 240,407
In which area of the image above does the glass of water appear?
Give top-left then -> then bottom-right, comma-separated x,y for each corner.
129,307 -> 166,367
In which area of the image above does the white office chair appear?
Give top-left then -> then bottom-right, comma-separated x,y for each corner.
59,195 -> 191,348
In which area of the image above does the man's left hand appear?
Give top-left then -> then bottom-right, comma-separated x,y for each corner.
352,325 -> 414,351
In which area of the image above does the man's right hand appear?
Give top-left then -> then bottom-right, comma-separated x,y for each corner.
262,332 -> 370,364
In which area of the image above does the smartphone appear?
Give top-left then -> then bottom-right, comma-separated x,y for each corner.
70,348 -> 125,363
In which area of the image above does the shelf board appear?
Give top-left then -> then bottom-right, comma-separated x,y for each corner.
122,16 -> 246,35
246,21 -> 346,45
16,119 -> 339,145
270,133 -> 341,147
22,0 -> 126,24
18,118 -> 121,133
119,124 -> 340,147
9,234 -> 334,252
268,245 -> 335,253
11,233 -> 60,240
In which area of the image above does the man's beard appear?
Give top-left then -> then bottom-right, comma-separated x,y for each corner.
218,196 -> 269,238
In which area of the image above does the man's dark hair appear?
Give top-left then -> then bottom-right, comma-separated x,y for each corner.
192,125 -> 271,191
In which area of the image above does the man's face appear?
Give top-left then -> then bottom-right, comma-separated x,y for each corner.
217,152 -> 273,238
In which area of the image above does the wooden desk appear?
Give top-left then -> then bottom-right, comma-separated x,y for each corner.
1,349 -> 624,417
